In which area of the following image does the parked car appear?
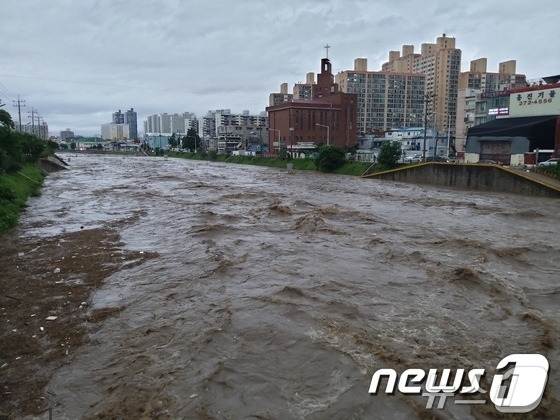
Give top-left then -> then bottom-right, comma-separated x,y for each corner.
404,154 -> 423,163
537,158 -> 559,167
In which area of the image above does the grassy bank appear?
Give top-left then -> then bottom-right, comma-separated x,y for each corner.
0,164 -> 45,234
165,151 -> 373,176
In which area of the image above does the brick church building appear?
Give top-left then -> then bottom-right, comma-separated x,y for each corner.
266,58 -> 357,153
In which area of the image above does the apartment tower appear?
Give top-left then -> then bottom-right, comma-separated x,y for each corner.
293,72 -> 315,100
336,58 -> 426,134
458,59 -> 526,93
269,83 -> 293,106
382,34 -> 461,135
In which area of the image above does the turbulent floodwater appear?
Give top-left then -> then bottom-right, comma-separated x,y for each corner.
14,155 -> 560,418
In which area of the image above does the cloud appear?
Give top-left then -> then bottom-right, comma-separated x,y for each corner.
1,0 -> 558,136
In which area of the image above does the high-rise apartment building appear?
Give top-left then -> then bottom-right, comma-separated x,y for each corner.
269,83 -> 293,106
336,58 -> 426,134
382,34 -> 461,135
293,73 -> 315,100
125,108 -> 138,140
19,122 -> 49,139
101,123 -> 130,140
199,109 -> 268,153
454,59 -> 527,151
455,88 -> 479,152
458,59 -> 526,93
143,112 -> 197,135
60,128 -> 75,142
112,109 -> 124,124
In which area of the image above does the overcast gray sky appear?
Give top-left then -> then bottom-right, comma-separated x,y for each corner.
1,0 -> 559,137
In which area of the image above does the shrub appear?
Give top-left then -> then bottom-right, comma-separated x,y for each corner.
377,141 -> 402,168
315,146 -> 346,172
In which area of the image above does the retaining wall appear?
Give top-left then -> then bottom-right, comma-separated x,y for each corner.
363,163 -> 560,198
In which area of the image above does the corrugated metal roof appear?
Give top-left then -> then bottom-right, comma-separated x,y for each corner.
467,115 -> 558,137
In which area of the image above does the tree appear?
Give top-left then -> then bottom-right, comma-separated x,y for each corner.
315,146 -> 346,172
0,126 -> 22,172
278,147 -> 288,160
47,140 -> 59,151
20,133 -> 46,162
377,141 -> 402,168
0,110 -> 14,129
182,127 -> 201,151
70,141 -> 76,150
169,133 -> 178,149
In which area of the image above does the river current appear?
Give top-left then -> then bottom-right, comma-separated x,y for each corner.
14,155 -> 560,418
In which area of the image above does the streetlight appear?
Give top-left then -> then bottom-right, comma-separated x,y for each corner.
289,127 -> 294,157
270,128 -> 281,152
316,123 -> 329,146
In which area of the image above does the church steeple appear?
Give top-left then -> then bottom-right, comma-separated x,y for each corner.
313,54 -> 338,99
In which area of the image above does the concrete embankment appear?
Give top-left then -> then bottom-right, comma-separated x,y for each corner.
363,163 -> 560,198
38,155 -> 70,173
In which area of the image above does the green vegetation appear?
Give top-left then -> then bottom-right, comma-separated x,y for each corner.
315,146 -> 346,172
181,128 -> 202,151
377,141 -> 402,169
539,162 -> 560,178
0,110 -> 54,234
0,164 -> 45,234
165,150 -> 374,175
333,161 -> 373,176
1,110 -> 57,173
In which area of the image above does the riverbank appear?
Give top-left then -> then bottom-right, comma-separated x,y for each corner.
0,164 -> 45,234
77,149 -> 375,176
166,151 -> 373,176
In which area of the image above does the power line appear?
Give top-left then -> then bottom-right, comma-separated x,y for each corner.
0,81 -> 13,101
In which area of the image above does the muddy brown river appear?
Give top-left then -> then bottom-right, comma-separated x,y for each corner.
4,154 -> 560,418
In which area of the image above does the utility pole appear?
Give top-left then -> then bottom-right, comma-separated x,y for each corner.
13,96 -> 25,131
422,93 -> 435,162
36,114 -> 43,138
29,108 -> 36,136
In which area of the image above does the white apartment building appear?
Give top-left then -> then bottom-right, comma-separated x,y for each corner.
19,122 -> 49,139
455,88 -> 479,152
101,123 -> 130,140
144,112 -> 197,135
201,109 -> 268,152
